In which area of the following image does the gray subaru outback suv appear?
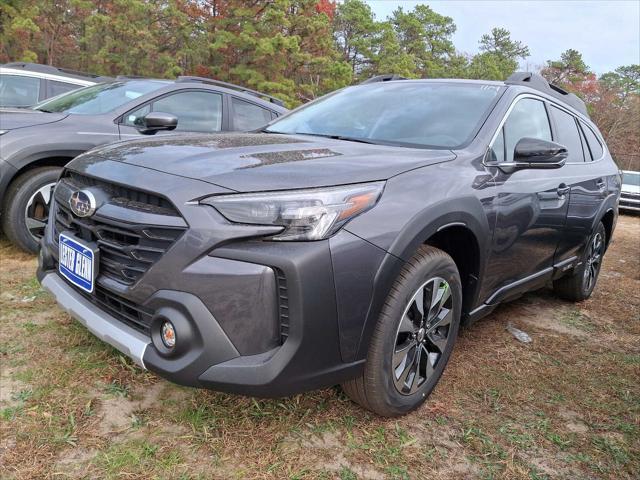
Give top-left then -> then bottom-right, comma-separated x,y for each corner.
37,73 -> 620,416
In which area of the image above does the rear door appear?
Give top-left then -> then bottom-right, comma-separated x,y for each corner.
551,107 -> 609,263
118,89 -> 225,138
483,96 -> 570,303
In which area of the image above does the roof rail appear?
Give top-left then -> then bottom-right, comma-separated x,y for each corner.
2,62 -> 113,82
505,71 -> 588,117
176,76 -> 285,107
360,74 -> 407,84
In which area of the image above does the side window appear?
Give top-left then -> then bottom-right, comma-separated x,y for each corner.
232,97 -> 273,131
124,91 -> 223,132
488,128 -> 505,163
549,106 -> 584,162
0,74 -> 40,106
580,122 -> 604,160
48,80 -> 80,97
503,98 -> 551,162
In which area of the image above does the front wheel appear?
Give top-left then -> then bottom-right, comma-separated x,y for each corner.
553,222 -> 606,302
342,245 -> 462,417
2,167 -> 61,253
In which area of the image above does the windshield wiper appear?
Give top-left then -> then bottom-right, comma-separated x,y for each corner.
294,132 -> 377,145
34,108 -> 53,113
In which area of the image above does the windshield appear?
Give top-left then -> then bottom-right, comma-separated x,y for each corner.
33,81 -> 168,115
622,172 -> 640,185
266,82 -> 503,149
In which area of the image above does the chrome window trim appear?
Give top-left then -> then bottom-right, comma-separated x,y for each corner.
577,119 -> 606,162
483,93 -> 551,168
484,92 -> 607,167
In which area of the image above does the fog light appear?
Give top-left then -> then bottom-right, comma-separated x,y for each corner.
161,321 -> 176,348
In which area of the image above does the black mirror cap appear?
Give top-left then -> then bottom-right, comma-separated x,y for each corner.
513,137 -> 568,167
138,112 -> 178,135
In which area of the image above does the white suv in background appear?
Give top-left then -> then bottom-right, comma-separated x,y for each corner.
620,170 -> 640,212
0,62 -> 112,108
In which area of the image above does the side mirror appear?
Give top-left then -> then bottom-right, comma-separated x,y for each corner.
137,112 -> 178,135
499,138 -> 567,173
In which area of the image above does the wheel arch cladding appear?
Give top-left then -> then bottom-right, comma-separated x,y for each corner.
424,224 -> 482,321
600,208 -> 615,248
354,197 -> 490,360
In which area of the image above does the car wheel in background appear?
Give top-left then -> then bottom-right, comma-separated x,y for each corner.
2,167 -> 61,253
553,221 -> 607,302
342,245 -> 462,417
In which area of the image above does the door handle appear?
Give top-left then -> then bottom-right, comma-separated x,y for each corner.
557,183 -> 570,197
596,178 -> 606,190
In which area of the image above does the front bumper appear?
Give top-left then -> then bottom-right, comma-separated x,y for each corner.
41,272 -> 150,367
37,164 -> 387,396
39,249 -> 368,397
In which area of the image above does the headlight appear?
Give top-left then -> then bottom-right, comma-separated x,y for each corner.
0,130 -> 8,135
202,182 -> 385,241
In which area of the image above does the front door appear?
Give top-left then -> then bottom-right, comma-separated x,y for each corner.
482,96 -> 570,303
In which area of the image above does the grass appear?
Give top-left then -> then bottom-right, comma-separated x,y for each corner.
1,215 -> 639,479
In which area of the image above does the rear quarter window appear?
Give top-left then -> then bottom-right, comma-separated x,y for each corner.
48,80 -> 81,97
232,97 -> 273,131
580,122 -> 604,160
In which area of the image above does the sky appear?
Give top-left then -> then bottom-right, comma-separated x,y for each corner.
365,0 -> 640,75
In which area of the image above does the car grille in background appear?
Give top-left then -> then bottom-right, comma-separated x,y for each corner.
620,191 -> 640,211
53,172 -> 186,286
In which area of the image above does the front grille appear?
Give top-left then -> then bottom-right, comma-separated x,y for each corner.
275,268 -> 289,343
53,172 -> 186,286
73,279 -> 153,334
65,171 -> 178,216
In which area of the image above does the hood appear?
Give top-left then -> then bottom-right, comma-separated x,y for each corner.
84,133 -> 456,192
0,109 -> 68,130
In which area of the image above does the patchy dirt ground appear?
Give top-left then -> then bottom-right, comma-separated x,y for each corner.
1,215 -> 638,480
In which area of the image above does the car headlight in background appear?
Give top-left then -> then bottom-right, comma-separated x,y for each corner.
0,130 -> 8,135
202,182 -> 385,241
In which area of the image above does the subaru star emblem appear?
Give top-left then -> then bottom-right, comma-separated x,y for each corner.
69,190 -> 97,217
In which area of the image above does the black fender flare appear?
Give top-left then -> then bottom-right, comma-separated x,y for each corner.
592,193 -> 618,248
352,196 -> 492,360
9,148 -> 87,173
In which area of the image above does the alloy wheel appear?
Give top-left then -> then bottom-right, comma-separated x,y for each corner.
24,182 -> 55,242
392,277 -> 454,395
583,231 -> 603,292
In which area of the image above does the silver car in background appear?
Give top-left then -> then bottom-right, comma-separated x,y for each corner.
620,170 -> 640,212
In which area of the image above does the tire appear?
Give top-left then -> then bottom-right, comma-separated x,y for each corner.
342,245 -> 462,417
553,221 -> 606,302
1,167 -> 61,253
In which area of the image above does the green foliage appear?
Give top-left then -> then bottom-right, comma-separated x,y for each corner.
542,48 -> 592,85
334,0 -> 379,76
600,65 -> 640,99
1,0 -> 637,168
1,0 -> 529,93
